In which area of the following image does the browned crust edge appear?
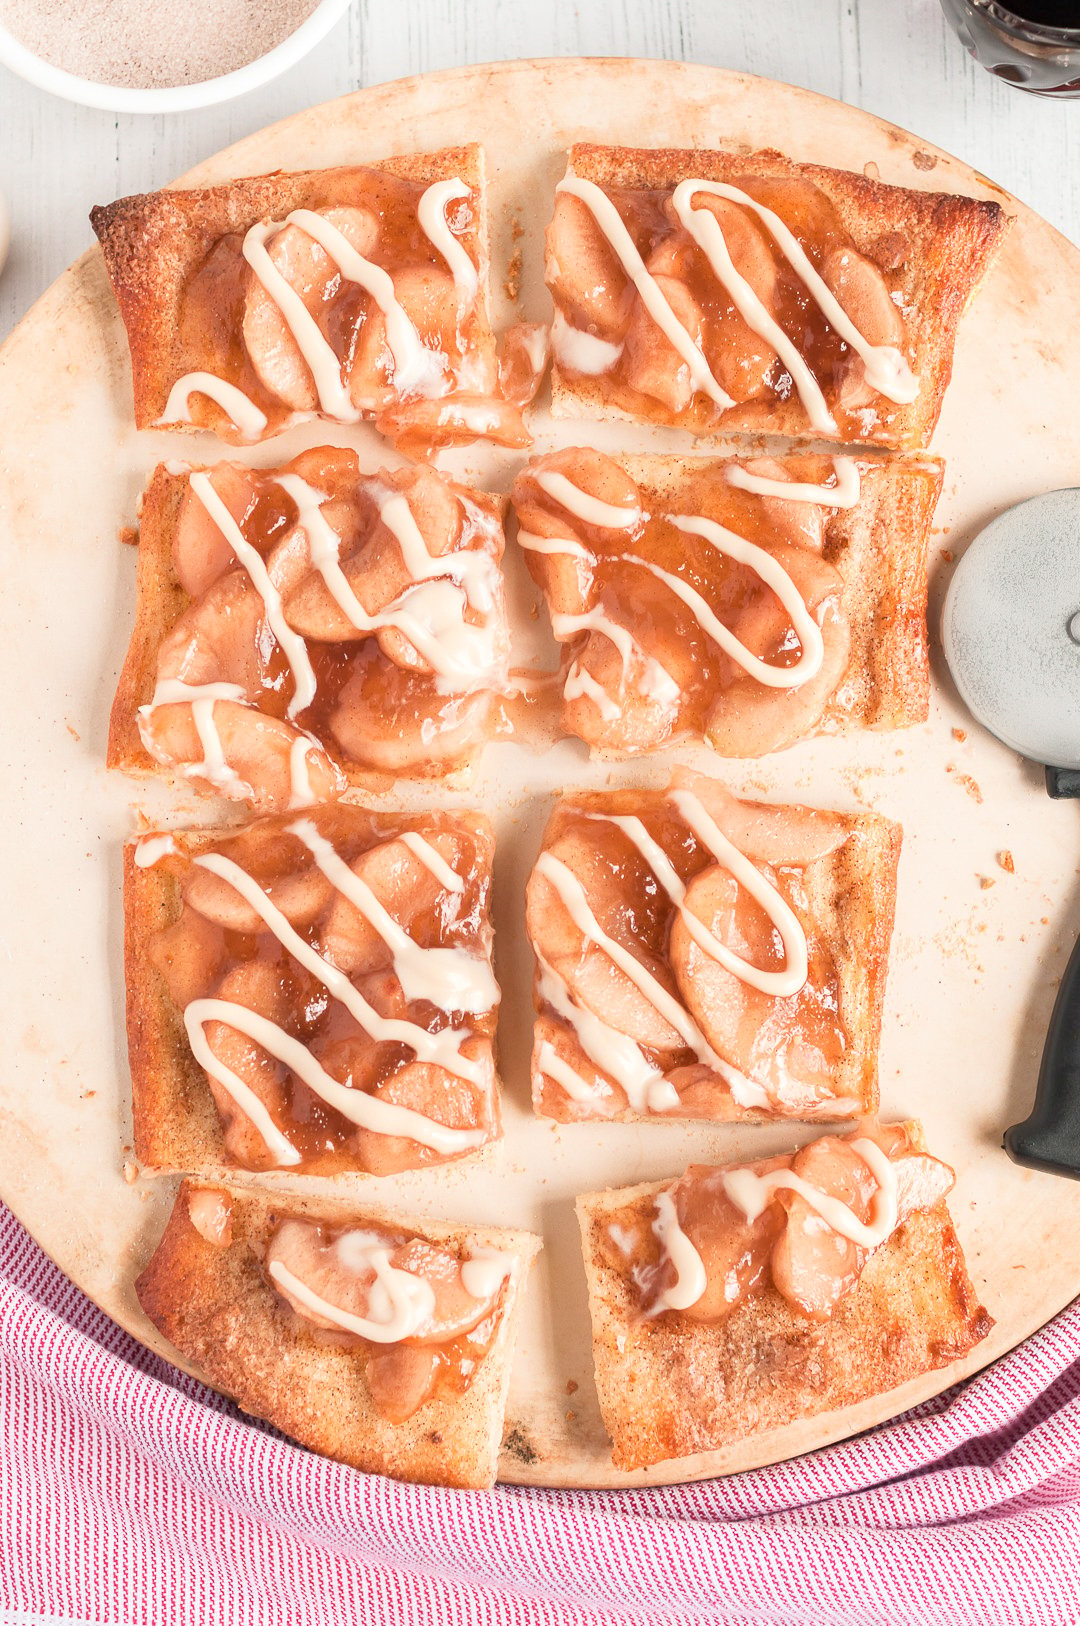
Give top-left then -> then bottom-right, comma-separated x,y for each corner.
136,1178 -> 540,1489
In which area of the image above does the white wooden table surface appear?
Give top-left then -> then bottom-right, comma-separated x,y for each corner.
1,0 -> 1079,342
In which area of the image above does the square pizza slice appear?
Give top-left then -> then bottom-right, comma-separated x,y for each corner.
91,144 -> 547,454
138,1180 -> 539,1489
577,1119 -> 992,1471
512,446 -> 941,758
527,770 -> 900,1123
546,142 -> 1008,447
127,804 -> 501,1178
112,447 -> 510,809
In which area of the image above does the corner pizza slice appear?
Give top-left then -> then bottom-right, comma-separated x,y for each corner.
138,1180 -> 539,1489
127,804 -> 501,1178
546,142 -> 1007,447
578,1119 -> 992,1471
527,770 -> 900,1123
91,144 -> 547,454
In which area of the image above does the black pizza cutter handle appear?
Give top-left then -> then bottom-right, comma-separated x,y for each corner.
1003,767 -> 1080,1177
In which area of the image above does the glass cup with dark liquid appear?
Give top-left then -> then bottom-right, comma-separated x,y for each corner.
940,0 -> 1080,95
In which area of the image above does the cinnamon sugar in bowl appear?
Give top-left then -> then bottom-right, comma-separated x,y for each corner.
0,0 -> 352,112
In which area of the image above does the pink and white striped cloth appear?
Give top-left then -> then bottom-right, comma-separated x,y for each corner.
2,1200 -> 1079,1626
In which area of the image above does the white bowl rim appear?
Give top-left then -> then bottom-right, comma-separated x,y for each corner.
0,0 -> 353,113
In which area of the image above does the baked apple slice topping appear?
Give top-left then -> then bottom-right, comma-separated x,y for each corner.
137,808 -> 500,1175
512,448 -> 854,758
264,1217 -> 516,1422
138,450 -> 510,806
547,165 -> 918,437
603,1121 -> 954,1324
161,171 -> 540,453
527,771 -> 857,1121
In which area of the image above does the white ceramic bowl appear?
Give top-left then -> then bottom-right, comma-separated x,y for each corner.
0,0 -> 352,113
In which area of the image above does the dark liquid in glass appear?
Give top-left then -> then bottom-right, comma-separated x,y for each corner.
941,0 -> 1080,96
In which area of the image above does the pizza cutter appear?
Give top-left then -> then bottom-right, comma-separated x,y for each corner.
942,488 -> 1080,1180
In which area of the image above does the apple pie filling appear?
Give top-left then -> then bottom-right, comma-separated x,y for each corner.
513,447 -> 859,758
138,804 -> 500,1175
527,771 -> 878,1123
157,166 -> 546,451
601,1122 -> 954,1325
265,1214 -> 516,1422
136,447 -> 510,807
547,155 -> 918,440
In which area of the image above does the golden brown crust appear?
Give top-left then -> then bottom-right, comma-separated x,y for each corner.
619,451 -> 942,738
137,1179 -> 540,1489
91,146 -> 489,435
550,143 -> 1010,450
577,1121 -> 993,1471
125,809 -> 500,1175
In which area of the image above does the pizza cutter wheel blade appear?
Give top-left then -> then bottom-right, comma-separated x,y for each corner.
942,488 -> 1080,1180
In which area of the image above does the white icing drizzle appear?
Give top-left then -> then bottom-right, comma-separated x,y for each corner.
628,511 -> 825,688
535,1037 -> 605,1102
671,179 -> 918,407
375,486 -> 497,614
722,1136 -> 899,1248
243,221 -> 361,422
460,1248 -> 515,1299
675,791 -> 809,998
188,471 -> 317,719
184,999 -> 303,1166
726,456 -> 861,509
187,997 -> 485,1158
581,803 -> 807,1000
516,531 -> 594,561
139,678 -> 249,794
651,1189 -> 708,1313
535,852 -> 769,1108
564,661 -> 620,722
288,819 -> 498,1016
556,175 -> 732,407
513,324 -> 551,374
534,469 -> 643,531
535,955 -> 679,1113
284,209 -> 446,399
274,473 -> 501,695
550,308 -> 624,375
671,179 -> 837,433
133,834 -> 179,869
398,830 -> 466,894
191,852 -> 484,1086
287,736 -> 317,809
417,179 -> 479,307
269,1250 -> 436,1343
552,608 -> 680,718
158,372 -> 268,438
